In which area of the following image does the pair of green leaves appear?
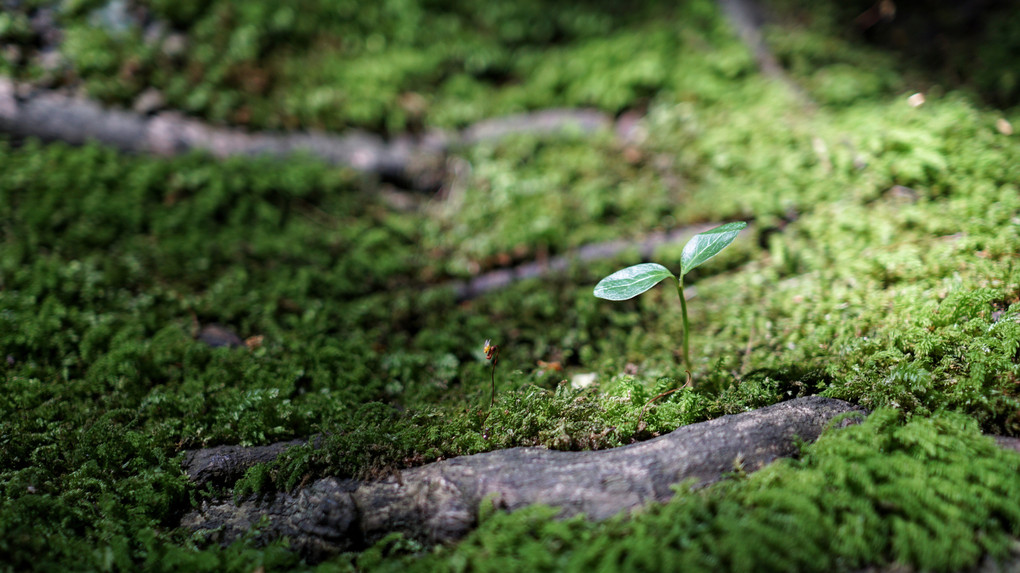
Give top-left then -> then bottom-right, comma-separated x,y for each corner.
594,221 -> 747,301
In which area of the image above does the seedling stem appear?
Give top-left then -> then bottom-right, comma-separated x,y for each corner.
677,277 -> 690,372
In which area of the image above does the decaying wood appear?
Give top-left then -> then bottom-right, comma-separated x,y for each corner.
995,436 -> 1020,454
0,77 -> 446,189
180,396 -> 865,561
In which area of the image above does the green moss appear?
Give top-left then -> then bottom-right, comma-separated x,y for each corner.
760,0 -> 1020,108
4,86 -> 1019,564
3,0 -> 1020,568
1,0 -> 742,131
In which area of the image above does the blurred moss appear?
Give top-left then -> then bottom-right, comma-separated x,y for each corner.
1,0 -> 735,131
761,0 -> 1020,108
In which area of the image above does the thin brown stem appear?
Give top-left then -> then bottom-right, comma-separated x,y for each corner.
637,387 -> 680,429
677,278 -> 691,372
484,340 -> 500,410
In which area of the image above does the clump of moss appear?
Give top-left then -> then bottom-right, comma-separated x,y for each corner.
632,94 -> 1020,429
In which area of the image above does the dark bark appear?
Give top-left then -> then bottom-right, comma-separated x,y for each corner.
180,396 -> 865,561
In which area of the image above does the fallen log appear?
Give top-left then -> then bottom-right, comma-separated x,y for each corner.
180,396 -> 865,562
0,77 -> 448,189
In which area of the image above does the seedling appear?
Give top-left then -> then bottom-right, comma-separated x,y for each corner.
594,221 -> 747,372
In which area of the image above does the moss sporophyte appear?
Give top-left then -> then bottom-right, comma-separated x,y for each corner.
594,221 -> 747,373
483,339 -> 500,409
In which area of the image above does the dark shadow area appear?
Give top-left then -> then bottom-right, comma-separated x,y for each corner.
767,0 -> 1020,107
742,365 -> 836,397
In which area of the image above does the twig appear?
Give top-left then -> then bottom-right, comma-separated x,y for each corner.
636,372 -> 692,428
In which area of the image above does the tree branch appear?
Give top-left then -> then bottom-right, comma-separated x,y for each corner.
0,78 -> 618,191
181,396 -> 865,562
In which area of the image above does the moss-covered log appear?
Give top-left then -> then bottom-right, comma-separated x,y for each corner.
181,396 -> 865,562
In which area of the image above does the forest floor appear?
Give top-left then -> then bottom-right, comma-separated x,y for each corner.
2,0 -> 1020,570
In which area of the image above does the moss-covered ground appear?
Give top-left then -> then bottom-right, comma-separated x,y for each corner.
2,0 -> 1020,570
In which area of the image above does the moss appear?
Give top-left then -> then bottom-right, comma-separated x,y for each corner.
2,0 -> 742,131
422,132 -> 690,275
2,0 -> 1020,568
760,0 -> 1020,108
4,88 -> 1020,565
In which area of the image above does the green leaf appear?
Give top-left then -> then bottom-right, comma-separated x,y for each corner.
680,221 -> 747,276
594,263 -> 675,301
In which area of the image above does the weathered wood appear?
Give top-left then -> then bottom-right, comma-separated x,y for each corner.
181,396 -> 865,561
461,109 -> 612,144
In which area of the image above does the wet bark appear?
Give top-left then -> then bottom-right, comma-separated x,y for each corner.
180,396 -> 866,562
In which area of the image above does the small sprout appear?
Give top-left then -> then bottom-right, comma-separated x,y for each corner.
594,221 -> 747,372
483,339 -> 500,408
